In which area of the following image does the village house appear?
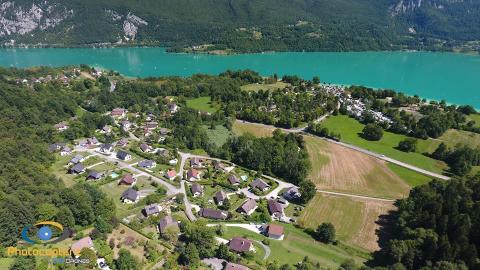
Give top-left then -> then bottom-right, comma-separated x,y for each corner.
225,262 -> 250,270
229,237 -> 255,253
116,138 -> 129,148
87,137 -> 100,146
190,157 -> 203,168
191,183 -> 204,197
143,204 -> 162,217
199,208 -> 228,220
159,128 -> 169,136
48,142 -> 65,152
71,236 -> 94,258
250,179 -> 270,192
214,160 -> 227,172
140,143 -> 153,153
86,170 -> 104,181
237,199 -> 257,216
54,122 -> 69,131
102,125 -> 112,134
60,146 -> 72,156
116,151 -> 132,161
228,175 -> 240,186
99,143 -> 113,154
263,224 -> 285,240
165,169 -> 177,180
69,163 -> 86,174
157,148 -> 170,158
110,108 -> 127,118
121,188 -> 139,204
145,121 -> 158,130
283,186 -> 301,201
119,174 -> 136,186
267,200 -> 284,220
158,216 -> 179,235
138,159 -> 156,169
214,190 -> 228,206
69,154 -> 85,165
187,168 -> 201,181
168,103 -> 178,114
121,120 -> 131,131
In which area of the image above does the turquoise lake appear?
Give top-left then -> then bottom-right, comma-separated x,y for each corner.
1,47 -> 479,107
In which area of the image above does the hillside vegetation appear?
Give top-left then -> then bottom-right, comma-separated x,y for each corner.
1,0 -> 480,52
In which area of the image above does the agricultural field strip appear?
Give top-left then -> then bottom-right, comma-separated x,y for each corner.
235,119 -> 450,180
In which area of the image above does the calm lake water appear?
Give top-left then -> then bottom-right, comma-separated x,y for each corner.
1,47 -> 479,107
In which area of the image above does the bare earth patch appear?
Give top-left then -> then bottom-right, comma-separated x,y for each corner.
306,137 -> 410,199
298,193 -> 395,251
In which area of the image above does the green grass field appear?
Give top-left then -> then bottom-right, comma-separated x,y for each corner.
233,121 -> 275,137
203,124 -> 232,147
0,258 -> 15,269
240,81 -> 289,92
221,223 -> 369,268
186,96 -> 220,113
387,163 -> 434,187
321,115 -> 447,173
467,113 -> 480,127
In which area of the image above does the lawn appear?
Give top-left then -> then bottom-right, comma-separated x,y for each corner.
298,193 -> 395,252
221,223 -> 369,268
436,129 -> 480,149
240,81 -> 289,92
466,113 -> 480,127
203,124 -> 232,147
233,121 -> 275,137
321,115 -> 447,173
387,163 -> 433,187
186,96 -> 220,113
0,258 -> 15,269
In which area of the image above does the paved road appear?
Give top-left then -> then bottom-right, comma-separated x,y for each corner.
178,152 -> 197,221
236,119 -> 450,180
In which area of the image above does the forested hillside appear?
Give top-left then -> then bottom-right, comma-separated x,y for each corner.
1,0 -> 479,52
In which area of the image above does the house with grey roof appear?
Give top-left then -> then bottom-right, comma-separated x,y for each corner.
121,188 -> 139,204
143,204 -> 162,217
191,183 -> 203,197
250,179 -> 270,192
69,163 -> 85,174
138,159 -> 156,169
116,151 -> 132,161
214,190 -> 227,206
158,216 -> 179,234
99,143 -> 113,154
140,143 -> 152,153
268,200 -> 284,219
86,170 -> 104,181
60,146 -> 72,156
69,154 -> 85,165
225,262 -> 250,270
228,175 -> 240,186
237,199 -> 257,216
229,237 -> 255,253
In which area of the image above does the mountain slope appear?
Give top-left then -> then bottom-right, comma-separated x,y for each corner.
1,0 -> 479,52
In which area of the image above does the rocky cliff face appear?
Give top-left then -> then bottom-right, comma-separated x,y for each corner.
389,0 -> 465,16
0,1 -> 72,38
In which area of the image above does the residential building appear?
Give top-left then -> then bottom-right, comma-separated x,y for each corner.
86,170 -> 103,181
69,154 -> 85,165
225,262 -> 250,270
144,204 -> 162,217
119,174 -> 136,185
116,138 -> 128,148
60,146 -> 72,156
138,159 -> 156,169
190,157 -> 203,168
69,163 -> 85,174
121,120 -> 131,131
48,142 -> 65,152
71,237 -> 94,257
116,151 -> 131,161
121,188 -> 139,204
145,121 -> 158,130
214,190 -> 228,206
268,200 -> 284,219
228,175 -> 240,186
87,137 -> 99,146
229,237 -> 255,253
158,216 -> 179,235
140,143 -> 152,153
237,199 -> 257,216
165,169 -> 177,180
283,186 -> 301,201
191,183 -> 204,197
110,108 -> 126,118
187,168 -> 201,181
199,208 -> 228,220
168,103 -> 178,114
214,161 -> 227,172
99,143 -> 113,154
250,179 -> 270,192
54,122 -> 69,131
265,224 -> 284,240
